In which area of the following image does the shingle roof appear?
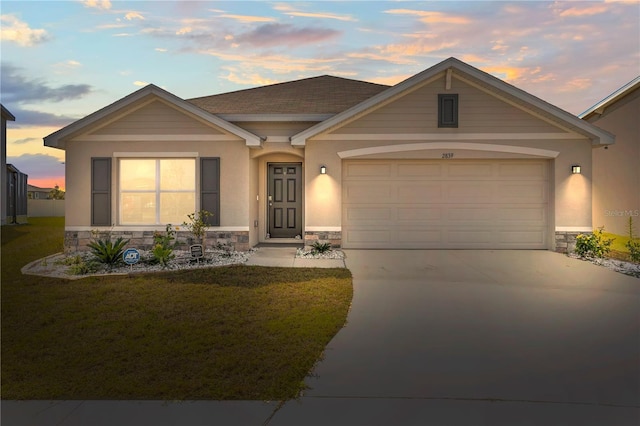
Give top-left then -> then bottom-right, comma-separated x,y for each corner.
186,75 -> 390,115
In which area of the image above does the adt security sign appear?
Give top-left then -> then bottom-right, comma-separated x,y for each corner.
123,248 -> 140,265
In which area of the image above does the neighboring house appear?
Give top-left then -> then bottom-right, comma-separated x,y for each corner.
6,164 -> 28,224
28,184 -> 54,199
2,104 -> 16,225
580,77 -> 640,237
44,57 -> 614,253
2,105 -> 28,225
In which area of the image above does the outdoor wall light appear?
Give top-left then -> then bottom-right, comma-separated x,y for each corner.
320,165 -> 327,175
571,165 -> 581,174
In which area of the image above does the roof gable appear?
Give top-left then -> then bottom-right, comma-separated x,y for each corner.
332,74 -> 568,136
291,57 -> 614,146
44,84 -> 261,149
89,99 -> 228,137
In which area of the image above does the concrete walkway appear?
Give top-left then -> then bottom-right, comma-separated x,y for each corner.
245,246 -> 346,268
3,250 -> 639,425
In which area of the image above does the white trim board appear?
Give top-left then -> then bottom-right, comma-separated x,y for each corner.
66,226 -> 250,232
113,152 -> 199,158
306,227 -> 342,232
77,135 -> 240,142
338,143 -> 560,159
321,133 -> 583,142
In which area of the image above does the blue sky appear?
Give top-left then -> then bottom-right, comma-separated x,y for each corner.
2,0 -> 639,189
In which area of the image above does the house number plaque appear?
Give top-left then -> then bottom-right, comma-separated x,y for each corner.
441,153 -> 454,159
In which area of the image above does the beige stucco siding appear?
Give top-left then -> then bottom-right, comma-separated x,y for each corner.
92,100 -> 226,136
64,139 -> 250,228
589,88 -> 640,235
333,76 -> 566,135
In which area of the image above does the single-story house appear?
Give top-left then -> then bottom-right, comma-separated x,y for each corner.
5,164 -> 28,224
28,184 -> 54,199
2,105 -> 28,225
580,77 -> 639,237
44,57 -> 614,253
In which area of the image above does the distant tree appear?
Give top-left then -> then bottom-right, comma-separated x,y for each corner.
49,185 -> 65,200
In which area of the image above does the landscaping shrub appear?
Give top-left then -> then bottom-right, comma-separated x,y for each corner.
61,255 -> 99,275
182,210 -> 213,244
311,241 -> 332,254
626,217 -> 640,263
152,224 -> 177,267
87,233 -> 129,266
575,227 -> 614,259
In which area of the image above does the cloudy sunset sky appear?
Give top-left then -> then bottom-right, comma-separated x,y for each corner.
2,0 -> 639,190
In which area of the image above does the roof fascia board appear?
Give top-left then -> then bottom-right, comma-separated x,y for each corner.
291,60 -> 452,146
1,104 -> 16,121
44,84 -> 262,149
579,76 -> 640,119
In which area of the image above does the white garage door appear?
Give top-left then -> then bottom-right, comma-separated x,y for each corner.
342,160 -> 549,249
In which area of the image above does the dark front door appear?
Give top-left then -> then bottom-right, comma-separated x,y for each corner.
268,163 -> 302,238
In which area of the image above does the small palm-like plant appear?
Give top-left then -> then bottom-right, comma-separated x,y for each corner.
311,241 -> 332,254
87,236 -> 129,266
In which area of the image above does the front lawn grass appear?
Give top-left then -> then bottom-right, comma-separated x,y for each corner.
1,218 -> 352,400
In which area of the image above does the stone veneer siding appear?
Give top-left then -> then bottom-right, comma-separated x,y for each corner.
64,230 -> 250,253
554,231 -> 586,254
304,230 -> 342,248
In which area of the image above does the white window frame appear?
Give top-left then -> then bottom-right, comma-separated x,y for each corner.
116,153 -> 198,226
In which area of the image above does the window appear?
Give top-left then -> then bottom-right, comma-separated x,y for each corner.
438,94 -> 459,128
119,158 -> 195,225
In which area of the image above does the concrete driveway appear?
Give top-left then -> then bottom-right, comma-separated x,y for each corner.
272,250 -> 640,425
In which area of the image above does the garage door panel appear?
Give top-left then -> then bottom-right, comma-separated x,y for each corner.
397,163 -> 442,177
498,162 -> 547,179
497,206 -> 546,222
500,183 -> 547,202
346,206 -> 392,221
344,182 -> 393,202
447,207 -> 494,222
398,184 -> 442,201
344,163 -> 392,178
397,229 -> 443,244
342,159 -> 549,249
448,229 -> 493,244
397,207 -> 442,221
344,229 -> 390,244
448,163 -> 494,178
447,182 -> 493,202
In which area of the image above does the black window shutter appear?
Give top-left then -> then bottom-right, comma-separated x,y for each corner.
200,157 -> 220,226
91,157 -> 111,226
438,94 -> 459,128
